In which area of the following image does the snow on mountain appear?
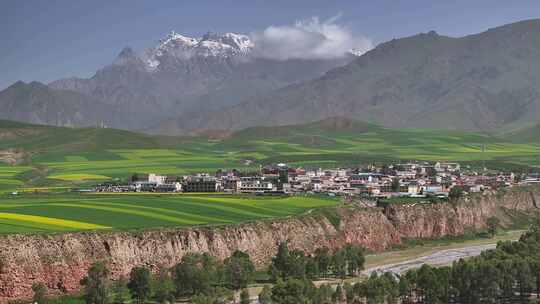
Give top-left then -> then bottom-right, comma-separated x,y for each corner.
349,48 -> 366,57
144,31 -> 254,71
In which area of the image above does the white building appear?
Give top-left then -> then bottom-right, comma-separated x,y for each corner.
435,162 -> 461,172
237,177 -> 274,193
148,173 -> 167,185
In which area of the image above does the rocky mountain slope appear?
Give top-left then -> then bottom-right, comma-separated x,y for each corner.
0,81 -> 113,127
1,187 -> 539,301
45,31 -> 354,129
156,19 -> 540,135
501,122 -> 540,143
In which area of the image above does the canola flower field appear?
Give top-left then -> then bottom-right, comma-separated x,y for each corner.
0,193 -> 338,233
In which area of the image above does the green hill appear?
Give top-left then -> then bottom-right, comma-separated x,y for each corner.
0,118 -> 539,192
220,117 -> 381,150
501,123 -> 540,143
0,119 -> 189,153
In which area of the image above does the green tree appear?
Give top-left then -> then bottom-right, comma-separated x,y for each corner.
416,265 -> 442,303
258,285 -> 273,304
343,283 -> 354,304
343,244 -> 365,276
486,217 -> 500,238
287,250 -> 308,279
271,278 -> 315,304
190,287 -> 233,304
332,249 -> 347,279
127,267 -> 152,304
381,165 -> 395,176
191,294 -> 214,304
32,282 -> 48,304
314,247 -> 331,278
223,250 -> 255,291
305,258 -> 319,280
514,258 -> 534,303
498,259 -> 517,303
332,284 -> 343,304
475,260 -> 500,304
380,272 -> 399,304
80,261 -> 111,304
391,178 -> 401,192
208,287 -> 234,304
449,186 -> 464,200
450,259 -> 475,304
152,268 -> 175,304
530,257 -> 540,300
111,277 -> 131,304
270,242 -> 291,281
240,289 -> 250,304
425,166 -> 437,177
172,253 -> 218,296
362,273 -> 386,304
314,284 -> 333,304
397,274 -> 412,303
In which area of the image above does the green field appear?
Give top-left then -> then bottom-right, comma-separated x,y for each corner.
0,118 -> 539,234
0,193 -> 338,233
1,118 -> 540,192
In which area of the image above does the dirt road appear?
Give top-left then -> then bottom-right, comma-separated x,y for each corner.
364,243 -> 497,275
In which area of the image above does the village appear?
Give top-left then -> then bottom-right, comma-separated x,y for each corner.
92,161 -> 540,199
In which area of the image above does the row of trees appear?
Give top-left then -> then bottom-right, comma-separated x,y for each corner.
270,243 -> 365,281
66,243 -> 365,304
70,250 -> 255,304
258,222 -> 540,304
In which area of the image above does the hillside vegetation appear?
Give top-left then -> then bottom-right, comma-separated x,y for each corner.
501,122 -> 540,143
0,118 -> 539,191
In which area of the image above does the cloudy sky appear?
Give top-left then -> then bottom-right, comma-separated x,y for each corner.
1,0 -> 539,90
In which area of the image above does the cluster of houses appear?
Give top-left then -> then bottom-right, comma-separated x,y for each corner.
93,161 -> 540,198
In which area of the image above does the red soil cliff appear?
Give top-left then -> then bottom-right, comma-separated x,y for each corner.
0,187 -> 538,301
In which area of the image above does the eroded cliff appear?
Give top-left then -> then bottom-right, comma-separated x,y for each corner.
1,187 -> 539,301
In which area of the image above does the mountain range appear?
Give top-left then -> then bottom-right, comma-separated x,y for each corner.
152,19 -> 540,134
2,19 -> 540,134
1,31 -> 353,130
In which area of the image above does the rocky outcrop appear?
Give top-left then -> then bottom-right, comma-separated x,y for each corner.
0,187 -> 539,301
384,188 -> 540,239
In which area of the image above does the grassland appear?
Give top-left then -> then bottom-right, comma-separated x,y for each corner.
0,193 -> 338,233
2,118 -> 540,192
0,164 -> 31,191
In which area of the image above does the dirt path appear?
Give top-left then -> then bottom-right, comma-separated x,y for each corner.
364,243 -> 496,275
364,230 -> 523,270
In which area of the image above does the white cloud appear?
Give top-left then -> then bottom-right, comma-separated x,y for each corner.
251,16 -> 373,60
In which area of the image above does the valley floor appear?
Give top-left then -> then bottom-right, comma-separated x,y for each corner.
244,230 -> 523,300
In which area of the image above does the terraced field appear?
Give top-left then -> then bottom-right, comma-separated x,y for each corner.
41,149 -> 239,181
0,118 -> 539,233
0,193 -> 338,233
0,164 -> 31,192
1,118 -> 540,193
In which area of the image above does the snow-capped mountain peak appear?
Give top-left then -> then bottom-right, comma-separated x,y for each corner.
144,31 -> 254,71
162,31 -> 198,47
201,32 -> 253,53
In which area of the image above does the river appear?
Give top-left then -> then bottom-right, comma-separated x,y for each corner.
364,243 -> 497,275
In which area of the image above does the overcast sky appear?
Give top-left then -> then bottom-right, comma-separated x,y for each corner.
1,0 -> 539,90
